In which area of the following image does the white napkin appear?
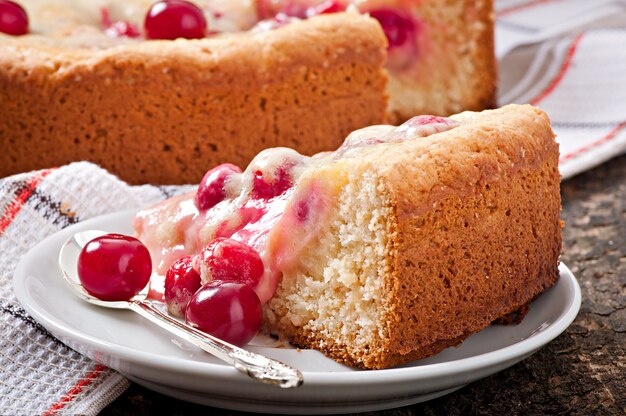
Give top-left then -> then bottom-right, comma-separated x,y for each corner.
3,1 -> 626,414
497,0 -> 626,178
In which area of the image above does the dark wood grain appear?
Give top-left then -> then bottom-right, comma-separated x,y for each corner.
102,154 -> 626,416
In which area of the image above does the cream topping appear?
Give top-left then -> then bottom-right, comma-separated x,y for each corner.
3,1 -> 432,77
7,0 -> 258,48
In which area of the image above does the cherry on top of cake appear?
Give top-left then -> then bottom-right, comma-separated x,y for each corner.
133,114 -> 460,316
1,1 -> 422,69
0,0 -> 261,47
0,0 -> 28,35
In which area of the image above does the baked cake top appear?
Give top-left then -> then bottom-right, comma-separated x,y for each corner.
1,1 -> 270,48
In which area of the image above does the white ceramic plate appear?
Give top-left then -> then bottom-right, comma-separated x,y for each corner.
13,210 -> 581,414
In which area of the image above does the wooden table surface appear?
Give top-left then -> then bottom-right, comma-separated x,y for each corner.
102,154 -> 626,416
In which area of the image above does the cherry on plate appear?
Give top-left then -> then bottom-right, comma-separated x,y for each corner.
185,281 -> 262,346
77,233 -> 152,301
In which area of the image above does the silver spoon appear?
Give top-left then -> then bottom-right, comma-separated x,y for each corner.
58,230 -> 303,388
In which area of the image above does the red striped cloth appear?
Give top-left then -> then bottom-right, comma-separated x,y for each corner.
0,163 -> 180,415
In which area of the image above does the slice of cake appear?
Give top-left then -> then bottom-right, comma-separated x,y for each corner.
134,104 -> 561,369
0,3 -> 387,184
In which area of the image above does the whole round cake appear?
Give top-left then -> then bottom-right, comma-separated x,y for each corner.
0,0 -> 496,184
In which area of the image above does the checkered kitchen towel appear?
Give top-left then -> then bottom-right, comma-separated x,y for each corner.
0,163 -> 187,415
3,1 -> 626,414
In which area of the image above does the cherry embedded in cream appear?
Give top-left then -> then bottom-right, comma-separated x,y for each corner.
164,255 -> 201,317
195,163 -> 242,211
77,233 -> 152,301
248,150 -> 303,200
199,238 -> 265,289
0,0 -> 28,36
367,8 -> 419,70
252,167 -> 293,199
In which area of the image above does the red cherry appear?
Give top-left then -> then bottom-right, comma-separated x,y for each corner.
144,0 -> 207,40
77,234 -> 152,301
200,238 -> 264,288
164,256 -> 202,317
368,9 -> 416,49
185,281 -> 262,346
251,164 -> 293,200
195,163 -> 242,211
0,0 -> 28,36
306,0 -> 345,17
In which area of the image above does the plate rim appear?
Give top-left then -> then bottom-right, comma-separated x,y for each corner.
13,208 -> 582,387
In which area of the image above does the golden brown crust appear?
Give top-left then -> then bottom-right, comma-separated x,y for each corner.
267,105 -> 561,369
0,13 -> 387,184
378,105 -> 560,368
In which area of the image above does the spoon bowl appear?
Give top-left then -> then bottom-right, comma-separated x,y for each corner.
58,229 -> 303,388
59,229 -> 148,309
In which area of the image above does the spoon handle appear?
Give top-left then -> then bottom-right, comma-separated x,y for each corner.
128,300 -> 303,388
